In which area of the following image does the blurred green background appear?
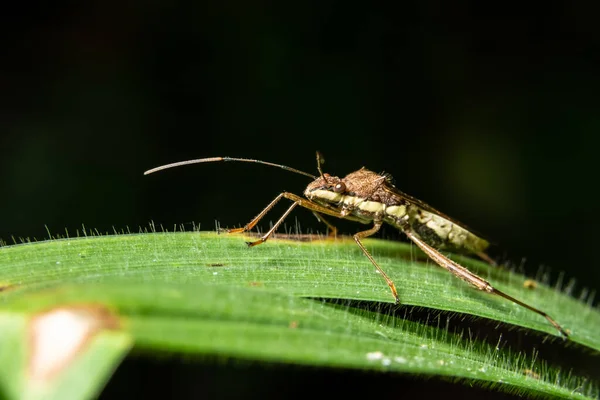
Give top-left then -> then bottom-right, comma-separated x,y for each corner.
1,1 -> 599,397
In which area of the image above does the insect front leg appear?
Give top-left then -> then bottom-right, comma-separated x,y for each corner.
239,192 -> 349,247
353,220 -> 400,304
226,192 -> 288,234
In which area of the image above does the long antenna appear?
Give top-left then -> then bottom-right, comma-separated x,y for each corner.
144,157 -> 317,179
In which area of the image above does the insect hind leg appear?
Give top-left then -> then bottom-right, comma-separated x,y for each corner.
401,225 -> 568,338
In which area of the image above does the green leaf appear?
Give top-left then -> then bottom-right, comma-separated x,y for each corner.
0,232 -> 597,399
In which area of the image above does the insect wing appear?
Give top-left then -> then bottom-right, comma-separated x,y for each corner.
381,183 -> 489,242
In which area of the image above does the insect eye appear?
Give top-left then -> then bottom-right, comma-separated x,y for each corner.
333,182 -> 346,193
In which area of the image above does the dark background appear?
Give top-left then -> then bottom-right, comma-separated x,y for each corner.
2,1 -> 599,398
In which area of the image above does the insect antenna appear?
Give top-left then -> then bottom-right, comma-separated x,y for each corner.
144,157 -> 317,179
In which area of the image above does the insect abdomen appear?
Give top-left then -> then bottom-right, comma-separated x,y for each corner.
408,207 -> 489,254
385,204 -> 488,255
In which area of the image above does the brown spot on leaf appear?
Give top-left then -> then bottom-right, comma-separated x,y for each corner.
288,321 -> 299,329
248,281 -> 263,287
207,263 -> 226,267
0,283 -> 16,292
28,304 -> 120,382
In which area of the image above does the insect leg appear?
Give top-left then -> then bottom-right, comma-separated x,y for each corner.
229,192 -> 349,236
246,202 -> 298,247
244,192 -> 350,247
353,221 -> 400,304
312,212 -> 338,237
476,251 -> 498,267
401,227 -> 568,338
227,192 -> 287,234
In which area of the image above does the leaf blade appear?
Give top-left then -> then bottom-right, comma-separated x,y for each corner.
0,232 -> 598,399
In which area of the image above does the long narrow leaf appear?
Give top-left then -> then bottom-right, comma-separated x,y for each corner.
0,232 -> 597,399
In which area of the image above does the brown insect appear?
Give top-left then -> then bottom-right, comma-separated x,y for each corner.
144,153 -> 568,338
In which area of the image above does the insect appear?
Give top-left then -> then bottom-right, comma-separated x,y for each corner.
144,153 -> 568,338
